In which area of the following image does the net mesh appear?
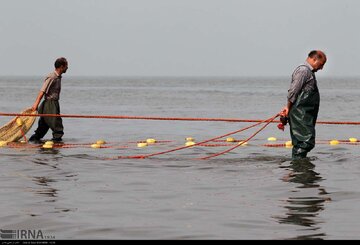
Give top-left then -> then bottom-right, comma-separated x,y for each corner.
0,107 -> 37,142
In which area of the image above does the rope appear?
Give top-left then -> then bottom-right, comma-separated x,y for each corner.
263,142 -> 360,147
19,128 -> 27,142
113,118 -> 270,159
15,117 -> 28,143
199,114 -> 279,160
1,112 -> 360,125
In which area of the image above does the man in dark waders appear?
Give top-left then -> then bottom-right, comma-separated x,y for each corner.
29,57 -> 68,143
281,50 -> 327,160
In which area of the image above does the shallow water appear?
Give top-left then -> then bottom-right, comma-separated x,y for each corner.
0,76 -> 359,239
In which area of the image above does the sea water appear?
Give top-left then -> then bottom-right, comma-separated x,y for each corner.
0,76 -> 359,239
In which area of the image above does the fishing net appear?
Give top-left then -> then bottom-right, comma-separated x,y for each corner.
0,107 -> 37,142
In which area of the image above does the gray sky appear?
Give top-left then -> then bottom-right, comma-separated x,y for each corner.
0,0 -> 359,77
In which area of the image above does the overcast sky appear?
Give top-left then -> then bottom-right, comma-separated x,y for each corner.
0,0 -> 359,77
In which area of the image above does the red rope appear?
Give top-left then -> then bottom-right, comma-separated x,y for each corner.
1,112 -> 360,125
263,143 -> 287,147
199,114 -> 279,160
114,118 -> 271,159
198,143 -> 235,147
264,142 -> 360,147
14,116 -> 28,143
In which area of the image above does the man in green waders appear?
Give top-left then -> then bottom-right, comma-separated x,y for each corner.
29,57 -> 68,143
281,50 -> 327,160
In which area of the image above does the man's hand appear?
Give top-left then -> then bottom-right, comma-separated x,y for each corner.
280,106 -> 289,117
31,104 -> 38,112
280,101 -> 293,117
278,106 -> 289,131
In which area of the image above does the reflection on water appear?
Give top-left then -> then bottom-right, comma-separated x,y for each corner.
22,152 -> 78,215
30,150 -> 61,200
31,176 -> 58,199
278,159 -> 331,240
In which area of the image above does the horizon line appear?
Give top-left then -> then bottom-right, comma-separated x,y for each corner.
0,74 -> 359,78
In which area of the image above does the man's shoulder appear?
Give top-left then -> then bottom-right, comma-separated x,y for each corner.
293,64 -> 312,75
44,72 -> 57,80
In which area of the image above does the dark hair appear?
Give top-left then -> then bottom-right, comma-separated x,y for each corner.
308,50 -> 324,60
54,57 -> 67,68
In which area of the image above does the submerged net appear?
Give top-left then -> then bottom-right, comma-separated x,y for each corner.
0,107 -> 37,142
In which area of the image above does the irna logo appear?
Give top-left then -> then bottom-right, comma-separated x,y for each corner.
0,229 -> 46,240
